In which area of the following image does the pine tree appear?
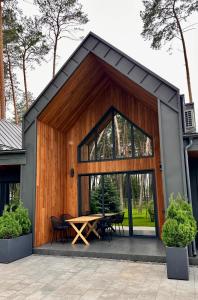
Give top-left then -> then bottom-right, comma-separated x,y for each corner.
91,177 -> 120,214
140,0 -> 198,103
35,0 -> 88,77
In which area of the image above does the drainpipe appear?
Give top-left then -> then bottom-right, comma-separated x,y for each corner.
184,137 -> 197,256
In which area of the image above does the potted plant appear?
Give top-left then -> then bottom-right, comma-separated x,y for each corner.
0,201 -> 32,263
162,194 -> 197,280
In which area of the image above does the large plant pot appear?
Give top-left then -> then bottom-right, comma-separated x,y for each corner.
0,233 -> 32,263
166,246 -> 189,280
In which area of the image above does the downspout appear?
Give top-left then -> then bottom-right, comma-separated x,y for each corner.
184,137 -> 197,256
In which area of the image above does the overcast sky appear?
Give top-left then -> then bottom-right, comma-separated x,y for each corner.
21,0 -> 198,119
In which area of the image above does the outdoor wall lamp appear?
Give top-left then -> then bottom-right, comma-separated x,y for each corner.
70,168 -> 75,177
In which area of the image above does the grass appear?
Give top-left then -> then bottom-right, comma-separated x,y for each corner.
123,208 -> 155,227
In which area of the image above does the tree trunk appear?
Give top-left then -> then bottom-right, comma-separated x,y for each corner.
138,174 -> 145,214
22,55 -> 29,110
52,37 -> 58,78
173,4 -> 193,103
0,0 -> 5,119
6,46 -> 18,124
90,130 -> 104,160
114,115 -> 124,210
138,138 -> 150,213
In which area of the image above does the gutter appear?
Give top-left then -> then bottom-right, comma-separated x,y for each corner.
0,149 -> 26,155
184,137 -> 197,256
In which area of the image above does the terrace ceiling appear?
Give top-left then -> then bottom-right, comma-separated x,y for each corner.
38,54 -> 158,132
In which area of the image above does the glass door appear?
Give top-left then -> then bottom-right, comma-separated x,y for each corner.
129,172 -> 157,237
78,171 -> 158,237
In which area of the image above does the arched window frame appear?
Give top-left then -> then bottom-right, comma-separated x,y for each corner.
78,107 -> 154,162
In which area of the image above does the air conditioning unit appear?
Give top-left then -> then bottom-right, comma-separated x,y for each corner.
184,103 -> 196,133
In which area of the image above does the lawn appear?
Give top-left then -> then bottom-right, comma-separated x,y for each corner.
123,208 -> 155,227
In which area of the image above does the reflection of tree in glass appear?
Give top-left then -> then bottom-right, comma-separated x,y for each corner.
134,127 -> 152,157
131,173 -> 153,215
80,108 -> 153,162
90,176 -> 120,214
114,113 -> 132,158
96,121 -> 113,160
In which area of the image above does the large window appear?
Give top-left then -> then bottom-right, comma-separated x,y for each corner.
78,108 -> 153,162
79,171 -> 157,237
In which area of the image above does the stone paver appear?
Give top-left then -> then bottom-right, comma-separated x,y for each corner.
0,255 -> 197,299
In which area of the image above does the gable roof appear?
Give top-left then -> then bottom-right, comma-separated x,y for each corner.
24,32 -> 180,132
0,120 -> 22,150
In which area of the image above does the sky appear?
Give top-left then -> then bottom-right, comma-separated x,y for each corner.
20,0 -> 198,120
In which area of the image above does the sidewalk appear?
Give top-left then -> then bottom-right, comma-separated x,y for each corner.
0,255 -> 197,299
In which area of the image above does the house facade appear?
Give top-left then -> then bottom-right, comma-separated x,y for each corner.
0,33 -> 196,249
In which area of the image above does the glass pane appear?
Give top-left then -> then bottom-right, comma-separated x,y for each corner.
78,108 -> 153,162
96,120 -> 113,160
114,113 -> 132,159
108,174 -> 129,235
131,173 -> 156,236
102,174 -> 120,213
90,175 -> 103,214
133,127 -> 152,157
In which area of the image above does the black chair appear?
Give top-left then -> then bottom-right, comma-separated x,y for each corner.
60,213 -> 74,223
50,216 -> 70,243
97,217 -> 113,241
112,212 -> 125,236
60,214 -> 74,238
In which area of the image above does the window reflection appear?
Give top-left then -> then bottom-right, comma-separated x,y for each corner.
79,108 -> 153,162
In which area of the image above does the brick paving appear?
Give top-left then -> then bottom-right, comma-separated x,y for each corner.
0,255 -> 197,299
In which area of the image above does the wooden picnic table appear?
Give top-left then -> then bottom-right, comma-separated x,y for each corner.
90,213 -> 119,217
67,216 -> 103,246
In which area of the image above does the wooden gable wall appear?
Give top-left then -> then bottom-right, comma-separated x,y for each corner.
35,77 -> 164,247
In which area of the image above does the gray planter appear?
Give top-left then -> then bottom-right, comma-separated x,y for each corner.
0,233 -> 32,263
166,246 -> 189,280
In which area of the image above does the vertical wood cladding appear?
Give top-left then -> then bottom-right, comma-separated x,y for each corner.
35,122 -> 67,246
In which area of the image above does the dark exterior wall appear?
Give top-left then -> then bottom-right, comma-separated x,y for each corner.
20,122 -> 37,233
189,157 -> 198,224
158,101 -> 187,208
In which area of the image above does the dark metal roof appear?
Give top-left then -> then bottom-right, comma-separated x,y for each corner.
24,32 -> 180,131
0,120 -> 22,150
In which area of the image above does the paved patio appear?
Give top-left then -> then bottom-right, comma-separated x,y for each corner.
0,255 -> 198,299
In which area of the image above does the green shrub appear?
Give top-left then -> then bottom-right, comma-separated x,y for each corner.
162,194 -> 197,247
148,200 -> 155,222
0,201 -> 31,239
4,196 -> 20,213
0,211 -> 22,239
14,202 -> 31,235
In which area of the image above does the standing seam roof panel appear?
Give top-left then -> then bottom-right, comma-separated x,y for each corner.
0,120 -> 22,150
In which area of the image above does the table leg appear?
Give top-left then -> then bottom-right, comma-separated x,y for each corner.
86,221 -> 100,239
69,222 -> 89,245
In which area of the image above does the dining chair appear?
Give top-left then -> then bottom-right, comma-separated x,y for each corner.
112,212 -> 125,236
50,216 -> 70,243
